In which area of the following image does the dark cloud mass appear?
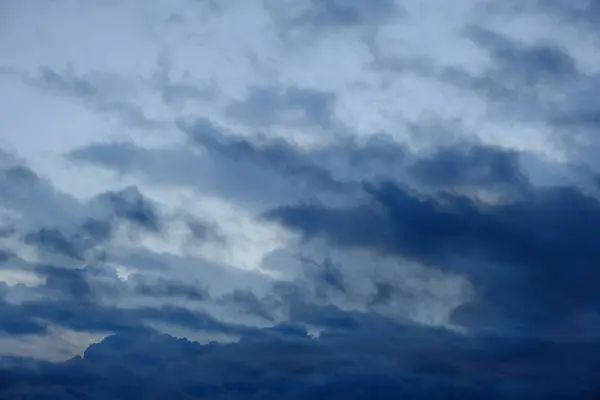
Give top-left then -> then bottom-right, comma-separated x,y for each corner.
2,0 -> 600,398
268,178 -> 600,333
1,323 -> 599,399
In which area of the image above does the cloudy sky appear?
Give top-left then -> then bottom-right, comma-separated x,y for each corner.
1,0 -> 600,398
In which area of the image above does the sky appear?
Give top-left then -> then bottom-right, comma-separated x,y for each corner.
1,0 -> 600,398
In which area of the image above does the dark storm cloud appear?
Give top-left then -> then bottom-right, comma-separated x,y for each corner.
1,319 -> 598,399
4,0 -> 600,396
266,148 -> 600,333
44,121 -> 600,339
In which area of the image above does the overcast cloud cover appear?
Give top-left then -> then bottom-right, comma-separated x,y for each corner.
1,0 -> 600,398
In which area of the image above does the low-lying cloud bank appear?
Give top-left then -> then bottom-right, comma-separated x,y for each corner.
2,320 -> 599,399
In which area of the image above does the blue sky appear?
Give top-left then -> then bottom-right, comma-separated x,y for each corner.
1,0 -> 600,398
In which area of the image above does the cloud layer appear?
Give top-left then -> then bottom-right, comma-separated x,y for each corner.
1,0 -> 600,397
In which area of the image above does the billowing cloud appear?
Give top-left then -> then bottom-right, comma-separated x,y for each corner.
1,322 -> 599,398
1,0 -> 600,397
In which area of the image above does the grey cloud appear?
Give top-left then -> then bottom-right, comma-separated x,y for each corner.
12,67 -> 165,130
409,144 -> 529,192
68,135 -> 339,210
298,0 -> 398,27
296,256 -> 347,300
91,186 -> 162,232
442,38 -> 577,108
0,151 -> 272,344
69,122 -> 411,212
36,265 -> 94,303
12,297 -> 250,338
182,118 -> 343,192
24,228 -> 87,261
133,276 -> 210,302
0,249 -> 13,264
186,218 -> 225,243
219,289 -> 275,322
76,118 -> 539,206
433,24 -> 581,130
0,151 -> 85,227
497,0 -> 600,35
39,67 -> 99,99
464,25 -> 578,84
2,170 -> 165,261
80,218 -> 114,243
68,141 -> 141,174
0,300 -> 48,336
228,86 -> 335,129
2,165 -> 40,184
0,224 -> 15,238
437,23 -> 600,174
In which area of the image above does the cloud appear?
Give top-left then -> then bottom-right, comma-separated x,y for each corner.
1,0 -> 600,396
133,276 -> 210,302
23,228 -> 87,261
408,143 -> 528,191
298,0 -> 399,27
0,300 -> 48,336
227,86 -> 335,129
0,322 -> 599,398
267,172 -> 600,333
91,186 -> 163,232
